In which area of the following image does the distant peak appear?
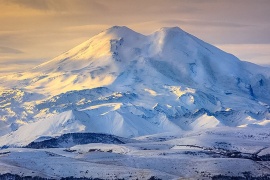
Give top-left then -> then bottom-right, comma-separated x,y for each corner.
160,26 -> 183,31
103,26 -> 140,37
107,25 -> 131,31
157,26 -> 186,34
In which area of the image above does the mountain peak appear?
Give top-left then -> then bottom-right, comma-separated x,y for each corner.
106,25 -> 131,32
159,26 -> 184,32
154,26 -> 186,36
1,26 -> 270,143
101,26 -> 143,38
150,26 -> 188,45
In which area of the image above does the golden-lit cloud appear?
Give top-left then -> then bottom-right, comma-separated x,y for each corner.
0,0 -> 269,75
0,46 -> 23,54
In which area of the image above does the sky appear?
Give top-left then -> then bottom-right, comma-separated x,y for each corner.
0,0 -> 270,75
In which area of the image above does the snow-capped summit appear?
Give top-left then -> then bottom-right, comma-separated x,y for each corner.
33,26 -> 142,72
103,25 -> 143,37
0,26 -> 269,146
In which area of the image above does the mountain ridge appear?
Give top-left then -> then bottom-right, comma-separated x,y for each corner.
1,26 -> 269,94
0,26 -> 269,146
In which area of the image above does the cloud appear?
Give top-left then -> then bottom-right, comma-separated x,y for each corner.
216,44 -> 270,65
0,65 -> 30,76
4,0 -> 108,12
0,57 -> 44,76
0,58 -> 38,76
161,19 -> 251,28
0,58 -> 38,65
0,46 -> 23,54
7,0 -> 52,10
64,24 -> 110,33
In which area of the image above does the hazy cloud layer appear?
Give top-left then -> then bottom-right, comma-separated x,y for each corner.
216,44 -> 270,65
0,46 -> 23,54
0,0 -> 269,75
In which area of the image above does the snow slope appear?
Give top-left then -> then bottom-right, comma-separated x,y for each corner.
0,127 -> 269,179
0,26 -> 270,146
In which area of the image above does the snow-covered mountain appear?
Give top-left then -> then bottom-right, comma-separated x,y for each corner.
0,26 -> 270,147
